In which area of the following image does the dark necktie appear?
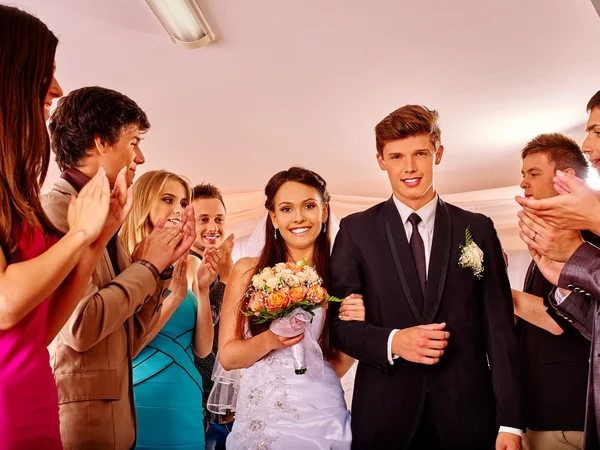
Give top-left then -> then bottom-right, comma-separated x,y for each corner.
408,213 -> 427,307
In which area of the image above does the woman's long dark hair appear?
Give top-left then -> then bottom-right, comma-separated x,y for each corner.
236,167 -> 333,358
0,5 -> 61,263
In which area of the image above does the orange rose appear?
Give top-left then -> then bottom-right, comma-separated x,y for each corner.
308,285 -> 327,303
266,290 -> 291,311
288,286 -> 308,303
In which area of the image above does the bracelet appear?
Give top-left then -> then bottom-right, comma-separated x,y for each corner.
135,259 -> 160,280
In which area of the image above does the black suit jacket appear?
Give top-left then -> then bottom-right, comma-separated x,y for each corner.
329,197 -> 524,449
520,260 -> 589,431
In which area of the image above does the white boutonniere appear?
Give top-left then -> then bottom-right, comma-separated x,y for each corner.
459,226 -> 484,279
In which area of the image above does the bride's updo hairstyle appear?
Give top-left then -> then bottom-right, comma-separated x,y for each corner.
236,167 -> 333,357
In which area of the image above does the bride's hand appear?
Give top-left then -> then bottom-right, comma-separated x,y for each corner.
266,330 -> 304,350
339,294 -> 365,321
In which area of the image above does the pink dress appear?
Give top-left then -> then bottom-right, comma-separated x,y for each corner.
0,224 -> 62,449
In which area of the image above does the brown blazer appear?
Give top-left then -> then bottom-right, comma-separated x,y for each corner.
42,178 -> 169,450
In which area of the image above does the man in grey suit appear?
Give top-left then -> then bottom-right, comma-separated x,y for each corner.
516,90 -> 600,449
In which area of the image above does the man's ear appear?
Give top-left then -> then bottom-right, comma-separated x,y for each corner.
434,145 -> 444,165
94,135 -> 110,154
564,167 -> 577,176
376,152 -> 386,171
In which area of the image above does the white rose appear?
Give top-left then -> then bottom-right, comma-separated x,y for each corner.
275,263 -> 287,273
266,276 -> 281,290
285,274 -> 300,287
307,269 -> 320,283
296,271 -> 307,283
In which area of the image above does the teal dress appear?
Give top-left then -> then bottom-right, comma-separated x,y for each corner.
133,289 -> 205,449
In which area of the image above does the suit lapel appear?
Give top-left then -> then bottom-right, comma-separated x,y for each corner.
383,197 -> 425,321
422,198 -> 452,324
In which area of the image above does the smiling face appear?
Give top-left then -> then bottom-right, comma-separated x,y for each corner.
376,134 -> 443,210
148,179 -> 190,229
520,153 -> 558,200
44,62 -> 63,121
96,125 -> 146,187
192,197 -> 226,253
583,107 -> 600,176
269,181 -> 328,252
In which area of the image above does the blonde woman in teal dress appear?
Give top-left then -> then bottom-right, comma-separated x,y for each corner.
120,170 -> 219,449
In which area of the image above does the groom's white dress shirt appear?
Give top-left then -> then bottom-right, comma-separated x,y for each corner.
384,194 -> 523,438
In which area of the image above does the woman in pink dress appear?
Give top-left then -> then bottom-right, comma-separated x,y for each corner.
0,6 -> 119,449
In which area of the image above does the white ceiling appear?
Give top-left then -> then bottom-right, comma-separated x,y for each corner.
12,0 -> 600,197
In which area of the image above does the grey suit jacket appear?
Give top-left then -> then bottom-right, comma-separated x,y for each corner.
549,242 -> 600,450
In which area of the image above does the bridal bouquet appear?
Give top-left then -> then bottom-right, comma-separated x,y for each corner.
242,261 -> 342,375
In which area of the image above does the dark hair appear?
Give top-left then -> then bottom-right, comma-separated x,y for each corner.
192,183 -> 226,211
375,105 -> 441,155
587,90 -> 600,113
0,5 -> 61,263
236,167 -> 333,358
49,86 -> 150,171
521,133 -> 589,179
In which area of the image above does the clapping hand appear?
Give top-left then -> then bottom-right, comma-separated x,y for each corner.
197,248 -> 219,292
67,167 -> 110,244
168,255 -> 189,304
517,210 -> 583,263
169,205 -> 197,264
132,219 -> 185,272
95,166 -> 134,248
516,170 -> 600,232
217,234 -> 234,284
528,247 -> 564,287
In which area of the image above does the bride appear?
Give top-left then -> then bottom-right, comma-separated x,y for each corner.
218,167 -> 364,449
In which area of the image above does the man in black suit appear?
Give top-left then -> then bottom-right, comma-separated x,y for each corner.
516,90 -> 600,450
513,133 -> 591,450
329,105 -> 524,449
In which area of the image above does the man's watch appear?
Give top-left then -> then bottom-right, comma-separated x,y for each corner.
160,264 -> 174,280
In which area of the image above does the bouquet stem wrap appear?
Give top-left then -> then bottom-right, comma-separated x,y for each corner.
269,308 -> 324,377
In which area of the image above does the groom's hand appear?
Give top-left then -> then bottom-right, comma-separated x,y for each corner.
391,323 -> 449,365
496,432 -> 521,450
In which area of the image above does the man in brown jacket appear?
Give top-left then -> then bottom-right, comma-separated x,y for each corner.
42,86 -> 195,449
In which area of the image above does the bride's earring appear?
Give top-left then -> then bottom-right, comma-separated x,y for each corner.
274,228 -> 278,240
322,223 -> 327,234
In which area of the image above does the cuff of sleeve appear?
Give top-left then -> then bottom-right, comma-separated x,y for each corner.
135,259 -> 160,280
387,329 -> 400,365
554,287 -> 570,306
499,426 -> 523,437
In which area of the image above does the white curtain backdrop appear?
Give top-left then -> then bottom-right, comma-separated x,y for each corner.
227,185 -> 531,289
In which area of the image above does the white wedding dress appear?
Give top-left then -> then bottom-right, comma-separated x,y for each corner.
226,308 -> 352,450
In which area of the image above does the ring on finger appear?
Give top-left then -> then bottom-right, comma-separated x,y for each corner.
532,231 -> 537,242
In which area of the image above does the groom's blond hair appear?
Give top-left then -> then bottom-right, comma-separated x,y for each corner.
375,105 -> 441,155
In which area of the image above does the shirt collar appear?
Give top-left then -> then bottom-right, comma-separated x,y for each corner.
60,168 -> 91,193
392,194 -> 438,233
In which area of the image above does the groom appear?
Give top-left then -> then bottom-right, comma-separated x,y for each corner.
329,105 -> 524,449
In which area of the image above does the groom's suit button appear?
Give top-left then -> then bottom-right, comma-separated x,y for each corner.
574,287 -> 581,293
567,284 -> 575,291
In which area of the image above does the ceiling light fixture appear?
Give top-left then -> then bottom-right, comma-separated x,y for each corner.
146,0 -> 215,48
